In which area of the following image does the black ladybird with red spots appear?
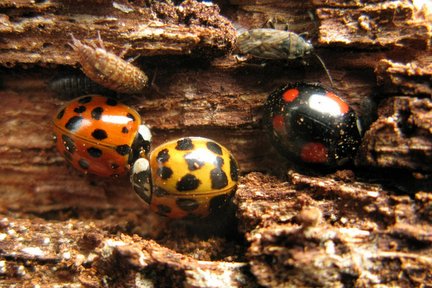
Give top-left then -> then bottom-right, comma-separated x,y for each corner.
263,83 -> 362,167
130,137 -> 239,219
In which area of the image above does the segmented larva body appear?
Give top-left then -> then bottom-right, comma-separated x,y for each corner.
69,35 -> 148,94
49,73 -> 116,100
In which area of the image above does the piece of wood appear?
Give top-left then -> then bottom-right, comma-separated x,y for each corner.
0,0 -> 236,66
0,0 -> 431,287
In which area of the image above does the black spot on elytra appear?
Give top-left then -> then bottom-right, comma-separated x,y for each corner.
210,168 -> 228,189
111,163 -> 120,169
230,156 -> 239,181
65,116 -> 83,131
154,187 -> 168,197
106,98 -> 117,106
206,141 -> 223,155
176,174 -> 201,191
209,193 -> 232,213
156,204 -> 172,216
56,108 -> 65,119
87,147 -> 102,158
176,138 -> 194,150
62,134 -> 76,153
121,127 -> 129,134
115,144 -> 131,156
91,107 -> 103,120
184,154 -> 205,171
91,129 -> 108,140
176,198 -> 199,212
73,105 -> 86,114
215,156 -> 224,169
157,166 -> 173,180
126,113 -> 135,121
78,96 -> 92,104
156,149 -> 170,163
78,158 -> 89,169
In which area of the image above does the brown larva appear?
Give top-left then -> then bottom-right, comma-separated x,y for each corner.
69,33 -> 148,94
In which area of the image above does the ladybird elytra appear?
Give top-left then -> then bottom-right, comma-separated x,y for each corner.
53,95 -> 151,177
130,137 -> 239,219
263,83 -> 362,167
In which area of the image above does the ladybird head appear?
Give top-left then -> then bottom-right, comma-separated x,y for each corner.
129,124 -> 152,165
130,158 -> 152,205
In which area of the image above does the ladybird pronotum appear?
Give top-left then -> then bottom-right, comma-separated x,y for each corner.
69,33 -> 148,94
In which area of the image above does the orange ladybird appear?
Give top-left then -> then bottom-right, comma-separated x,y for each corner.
53,95 -> 151,177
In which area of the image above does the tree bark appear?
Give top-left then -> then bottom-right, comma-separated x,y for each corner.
0,0 -> 431,287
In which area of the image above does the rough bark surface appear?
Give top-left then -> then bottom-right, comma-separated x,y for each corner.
0,0 -> 431,287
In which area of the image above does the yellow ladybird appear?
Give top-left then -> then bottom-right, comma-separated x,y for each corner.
130,137 -> 239,218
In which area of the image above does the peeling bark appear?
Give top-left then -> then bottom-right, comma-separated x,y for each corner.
0,0 -> 431,287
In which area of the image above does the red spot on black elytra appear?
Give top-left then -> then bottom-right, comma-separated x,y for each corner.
282,88 -> 299,102
65,116 -> 83,131
176,174 -> 201,191
176,138 -> 194,150
300,142 -> 328,163
91,129 -> 108,140
206,141 -> 222,155
91,107 -> 103,120
210,168 -> 228,189
272,114 -> 285,133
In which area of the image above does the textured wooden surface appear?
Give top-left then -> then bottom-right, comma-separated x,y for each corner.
0,0 -> 431,286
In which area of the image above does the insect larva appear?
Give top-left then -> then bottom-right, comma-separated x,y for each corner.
69,33 -> 148,94
236,28 -> 334,86
48,72 -> 116,100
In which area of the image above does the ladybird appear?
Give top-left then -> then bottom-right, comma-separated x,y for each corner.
53,95 -> 152,177
263,83 -> 362,167
130,137 -> 239,219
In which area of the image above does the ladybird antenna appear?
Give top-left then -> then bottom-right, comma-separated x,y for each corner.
314,53 -> 334,87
